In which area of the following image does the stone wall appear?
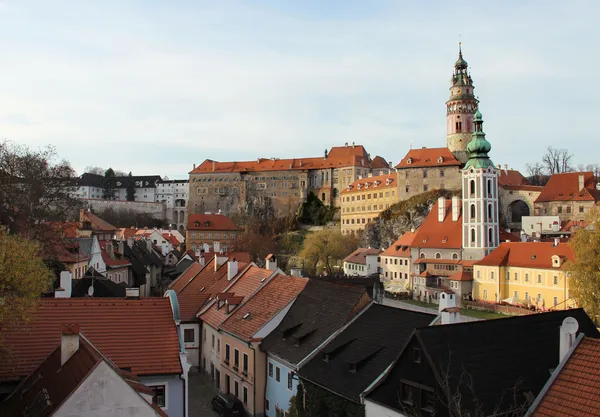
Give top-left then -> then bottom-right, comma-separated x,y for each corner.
498,187 -> 540,229
82,199 -> 166,220
396,166 -> 461,201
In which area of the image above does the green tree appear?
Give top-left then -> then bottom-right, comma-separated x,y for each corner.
566,208 -> 600,322
126,172 -> 136,201
0,229 -> 54,340
297,193 -> 337,225
103,168 -> 117,200
299,229 -> 358,275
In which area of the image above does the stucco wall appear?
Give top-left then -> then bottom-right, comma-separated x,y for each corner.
265,356 -> 297,417
364,399 -> 407,417
140,374 -> 184,417
381,255 -> 411,289
181,323 -> 200,367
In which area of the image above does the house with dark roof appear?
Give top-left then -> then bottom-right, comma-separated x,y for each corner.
0,325 -> 168,417
296,304 -> 436,416
122,238 -> 166,296
342,248 -> 382,277
364,309 -> 600,417
260,279 -> 371,417
70,276 -> 127,298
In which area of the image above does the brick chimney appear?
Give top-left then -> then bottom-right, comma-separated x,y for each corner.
579,174 -> 585,191
61,324 -> 80,366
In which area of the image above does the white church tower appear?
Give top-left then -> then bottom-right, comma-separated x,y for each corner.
462,110 -> 499,260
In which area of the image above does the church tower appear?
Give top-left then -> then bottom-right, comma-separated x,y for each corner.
461,110 -> 499,261
446,43 -> 479,164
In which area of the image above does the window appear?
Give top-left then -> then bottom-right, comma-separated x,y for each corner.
217,339 -> 220,353
276,366 -> 281,382
268,362 -> 273,378
401,383 -> 414,405
470,228 -> 476,245
243,386 -> 248,405
525,273 -> 529,282
423,185 -> 428,192
212,334 -> 215,348
558,206 -> 563,214
487,179 -> 492,196
413,348 -> 422,363
234,381 -> 239,398
149,385 -> 166,408
566,206 -> 572,214
440,169 -> 445,177
506,271 -> 510,281
483,289 -> 488,299
421,389 -> 435,413
243,353 -> 248,374
537,274 -> 542,284
554,297 -> 558,306
470,179 -> 476,196
183,329 -> 194,343
514,291 -> 518,298
423,170 -> 428,178
266,399 -> 270,411
435,253 -> 441,259
470,204 -> 476,219
579,206 -> 585,213
234,349 -> 239,369
514,272 -> 518,281
225,344 -> 230,364
554,276 -> 558,285
288,372 -> 293,390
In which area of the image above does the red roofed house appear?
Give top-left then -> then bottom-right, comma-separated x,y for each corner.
534,172 -> 600,223
218,274 -> 307,416
78,209 -> 118,241
0,295 -> 190,417
186,213 -> 242,254
497,166 -> 543,230
0,325 -> 168,417
380,229 -> 417,291
342,248 -> 382,277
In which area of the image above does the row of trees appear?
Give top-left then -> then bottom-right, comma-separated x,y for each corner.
526,146 -> 600,186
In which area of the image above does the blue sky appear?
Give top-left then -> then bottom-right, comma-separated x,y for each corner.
1,1 -> 598,178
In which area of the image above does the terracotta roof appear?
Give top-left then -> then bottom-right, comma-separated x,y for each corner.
119,227 -> 139,239
342,173 -> 397,194
380,231 -> 417,257
199,265 -> 272,329
499,228 -> 521,243
475,242 -> 574,269
81,210 -> 118,232
395,147 -> 461,169
497,169 -> 530,186
535,172 -> 599,203
162,233 -> 180,246
343,248 -> 382,265
501,184 -> 544,192
370,156 -> 391,169
99,241 -> 131,268
410,199 -> 462,249
220,274 -> 307,341
448,271 -> 473,281
186,213 -> 240,231
414,258 -> 462,265
0,298 -> 183,382
532,337 -> 600,417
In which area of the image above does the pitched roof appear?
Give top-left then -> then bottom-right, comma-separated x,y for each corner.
342,173 -> 397,194
298,304 -> 436,403
410,199 -> 462,249
531,337 -> 600,417
0,298 -> 182,382
71,277 -> 127,297
535,172 -> 599,203
114,175 -> 162,189
186,213 -> 239,231
99,241 -> 131,268
80,210 -> 118,233
367,309 -> 600,416
497,169 -> 530,186
370,156 -> 391,169
395,147 -> 461,169
475,242 -> 574,269
76,173 -> 105,188
343,248 -> 382,265
447,270 -> 473,281
380,231 -> 417,257
261,279 -> 370,365
220,275 -> 307,341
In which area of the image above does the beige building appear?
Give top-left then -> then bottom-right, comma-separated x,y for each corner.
188,144 -> 390,217
394,147 -> 462,201
340,173 -> 398,235
186,213 -> 241,253
380,230 -> 416,291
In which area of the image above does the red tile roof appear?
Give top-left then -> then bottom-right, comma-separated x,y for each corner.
499,228 -> 521,243
342,173 -> 397,194
475,242 -> 574,269
0,298 -> 183,382
187,213 -> 240,231
497,169 -> 530,186
220,274 -> 307,341
535,172 -> 599,203
370,156 -> 391,169
343,248 -> 382,265
447,271 -> 473,281
395,147 -> 461,169
410,199 -> 462,249
381,231 -> 418,257
501,184 -> 544,192
99,241 -> 131,268
532,337 -> 600,417
199,265 -> 272,329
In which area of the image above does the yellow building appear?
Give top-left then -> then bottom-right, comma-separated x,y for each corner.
473,242 -> 576,310
340,173 -> 398,235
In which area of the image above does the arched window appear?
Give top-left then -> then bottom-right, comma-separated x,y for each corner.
420,253 -> 426,259
452,253 -> 459,260
435,252 -> 442,259
487,179 -> 492,196
470,204 -> 476,219
470,180 -> 476,196
488,228 -> 494,246
470,228 -> 476,246
487,204 -> 493,221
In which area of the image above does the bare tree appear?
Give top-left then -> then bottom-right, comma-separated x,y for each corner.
84,166 -> 105,175
541,146 -> 573,174
525,162 -> 549,186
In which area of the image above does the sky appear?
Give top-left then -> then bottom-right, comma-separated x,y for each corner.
1,0 -> 599,179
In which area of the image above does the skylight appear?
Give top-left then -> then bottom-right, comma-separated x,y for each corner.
243,313 -> 250,319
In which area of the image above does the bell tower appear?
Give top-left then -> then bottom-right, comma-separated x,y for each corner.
446,43 -> 479,164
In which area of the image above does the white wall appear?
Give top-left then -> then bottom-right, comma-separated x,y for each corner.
364,399 -> 407,417
181,323 -> 200,367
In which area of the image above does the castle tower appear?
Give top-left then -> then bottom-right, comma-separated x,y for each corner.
446,43 -> 479,164
461,110 -> 499,260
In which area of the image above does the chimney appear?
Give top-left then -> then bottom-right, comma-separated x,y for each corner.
118,239 -> 124,255
212,161 -> 216,172
559,317 -> 579,363
290,267 -> 303,277
437,197 -> 446,222
324,149 -> 328,160
193,163 -> 196,170
265,254 -> 277,271
61,324 -> 80,366
127,237 -> 134,248
451,196 -> 460,222
199,255 -> 206,267
352,142 -> 355,148
579,174 -> 585,191
214,241 -> 221,253
439,290 -> 457,314
441,307 -> 461,325
503,164 -> 508,174
203,243 -> 210,253
55,271 -> 73,298
106,242 -> 114,259
227,258 -> 238,281
554,237 -> 560,247
215,254 -> 228,271
126,287 -> 140,299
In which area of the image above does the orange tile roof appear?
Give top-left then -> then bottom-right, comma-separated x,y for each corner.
535,172 -> 599,203
169,262 -> 204,293
410,199 -> 462,249
475,242 -> 574,269
187,213 -> 240,231
119,227 -> 139,239
342,173 -> 397,194
370,156 -> 391,169
532,337 -> 600,417
343,248 -> 382,265
220,274 -> 307,341
381,231 -> 418,257
447,271 -> 473,281
395,147 -> 461,169
499,228 -> 521,243
99,241 -> 131,268
199,265 -> 272,329
0,298 -> 183,382
501,184 -> 544,192
497,169 -> 530,186
82,210 -> 118,232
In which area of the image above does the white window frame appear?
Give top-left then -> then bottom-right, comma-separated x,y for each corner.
147,382 -> 169,411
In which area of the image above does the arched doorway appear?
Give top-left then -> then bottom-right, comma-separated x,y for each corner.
507,200 -> 530,223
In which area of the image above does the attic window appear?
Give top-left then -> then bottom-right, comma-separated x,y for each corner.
204,221 -> 211,227
406,158 -> 412,165
194,221 -> 200,227
413,348 -> 422,363
437,156 -> 443,163
243,313 -> 250,319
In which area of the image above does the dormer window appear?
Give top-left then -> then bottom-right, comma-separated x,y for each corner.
552,255 -> 561,268
406,157 -> 412,165
204,221 -> 211,227
194,221 -> 200,227
437,156 -> 443,163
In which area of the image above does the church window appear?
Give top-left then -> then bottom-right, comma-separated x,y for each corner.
487,204 -> 493,221
470,229 -> 476,246
488,228 -> 494,246
469,180 -> 476,196
487,180 -> 492,196
470,204 -> 476,219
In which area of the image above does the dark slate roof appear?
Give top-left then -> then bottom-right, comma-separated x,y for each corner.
308,275 -> 381,300
261,279 -> 370,365
71,277 -> 127,297
76,173 -> 105,188
367,309 -> 600,416
165,258 -> 195,279
114,175 -> 162,189
298,304 -> 436,403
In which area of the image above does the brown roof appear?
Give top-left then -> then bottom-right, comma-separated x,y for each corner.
475,242 -> 574,269
0,298 -> 183,382
186,213 -> 240,231
535,172 -> 599,203
501,184 -> 544,192
380,231 -> 418,257
410,199 -> 462,249
220,274 -> 307,341
99,241 -> 131,268
499,228 -> 521,243
395,147 -> 461,169
497,169 -> 530,186
81,210 -> 118,233
447,271 -> 473,281
343,248 -> 382,265
342,173 -> 397,194
370,155 -> 391,169
532,337 -> 600,417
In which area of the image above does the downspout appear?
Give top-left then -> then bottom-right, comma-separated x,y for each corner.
252,340 -> 257,417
